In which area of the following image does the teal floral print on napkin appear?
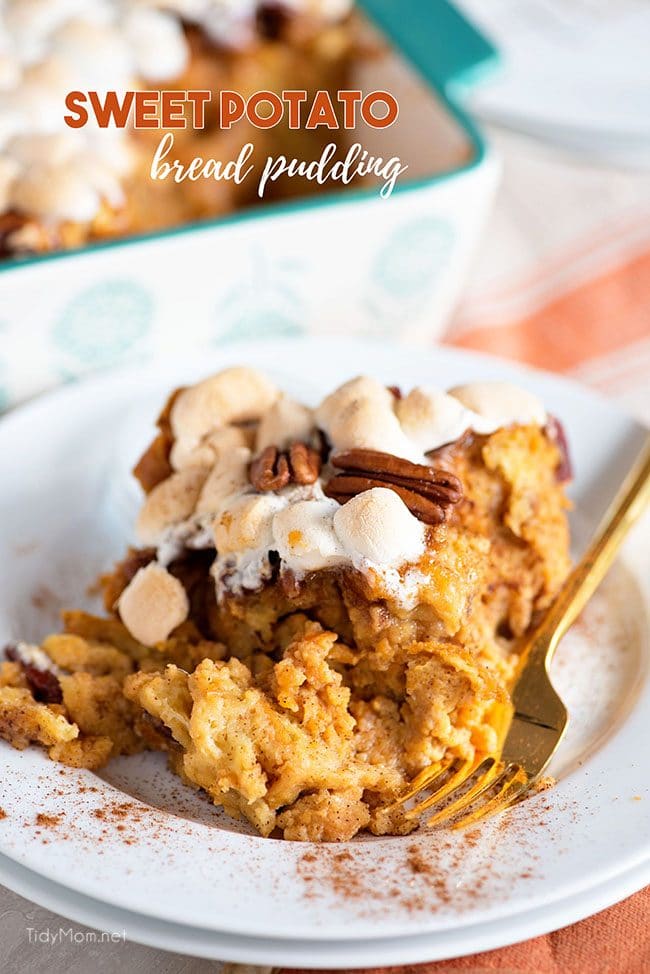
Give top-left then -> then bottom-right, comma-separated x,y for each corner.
370,217 -> 454,298
52,280 -> 153,368
363,216 -> 455,331
214,249 -> 304,342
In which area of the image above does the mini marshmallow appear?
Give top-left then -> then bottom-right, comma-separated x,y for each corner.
195,445 -> 251,515
149,0 -> 353,49
0,156 -> 18,211
449,382 -> 546,431
170,367 -> 279,466
118,562 -> 189,646
131,371 -> 551,605
0,54 -> 20,92
272,498 -> 346,572
49,19 -> 136,91
122,7 -> 188,81
0,0 -> 353,230
256,393 -> 314,453
316,376 -> 391,431
214,493 -> 284,555
0,0 -> 187,227
136,467 -> 208,545
169,422 -> 252,472
333,488 -> 426,567
316,376 -> 423,463
396,387 -> 474,452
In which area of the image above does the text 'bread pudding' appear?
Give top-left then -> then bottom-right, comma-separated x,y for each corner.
1,367 -> 572,840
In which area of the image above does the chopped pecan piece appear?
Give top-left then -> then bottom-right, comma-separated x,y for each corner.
0,212 -> 28,258
545,416 -> 573,482
132,387 -> 186,493
324,448 -> 463,526
4,645 -> 63,705
250,441 -> 321,492
256,1 -> 289,39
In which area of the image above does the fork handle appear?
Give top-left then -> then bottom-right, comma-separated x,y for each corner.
534,436 -> 650,664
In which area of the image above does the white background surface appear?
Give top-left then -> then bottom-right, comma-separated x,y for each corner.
457,0 -> 650,166
0,885 -> 229,974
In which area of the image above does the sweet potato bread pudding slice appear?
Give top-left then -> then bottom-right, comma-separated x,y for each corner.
1,368 -> 572,840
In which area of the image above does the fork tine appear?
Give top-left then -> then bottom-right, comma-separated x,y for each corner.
405,756 -> 482,819
386,758 -> 450,809
451,764 -> 529,830
424,756 -> 500,826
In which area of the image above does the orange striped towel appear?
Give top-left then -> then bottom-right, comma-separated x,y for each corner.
445,127 -> 650,426
280,888 -> 650,974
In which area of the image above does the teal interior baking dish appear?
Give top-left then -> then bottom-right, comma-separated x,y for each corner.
0,0 -> 500,411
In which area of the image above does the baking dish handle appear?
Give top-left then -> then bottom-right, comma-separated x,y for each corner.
356,0 -> 499,97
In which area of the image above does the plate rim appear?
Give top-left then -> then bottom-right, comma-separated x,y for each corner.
3,335 -> 649,436
1,850 -> 649,967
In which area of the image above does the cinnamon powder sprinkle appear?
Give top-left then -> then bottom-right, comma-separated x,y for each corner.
295,799 -> 558,917
35,813 -> 62,827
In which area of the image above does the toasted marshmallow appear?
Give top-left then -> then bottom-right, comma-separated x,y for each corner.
122,7 -> 187,81
449,382 -> 546,431
396,387 -> 474,452
214,493 -> 284,555
130,370 -> 551,607
196,445 -> 251,515
316,376 -> 422,463
272,498 -> 346,572
136,467 -> 208,546
118,562 -> 189,646
149,0 -> 352,49
170,367 -> 278,468
256,394 -> 314,453
0,156 -> 18,210
333,488 -> 426,567
169,422 -> 252,472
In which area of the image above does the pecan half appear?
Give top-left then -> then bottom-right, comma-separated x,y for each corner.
249,441 -> 321,492
288,442 -> 321,484
250,446 -> 291,491
324,449 -> 463,525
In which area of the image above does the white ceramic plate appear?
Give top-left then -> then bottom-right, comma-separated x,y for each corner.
1,851 -> 650,967
457,0 -> 650,167
0,338 -> 649,967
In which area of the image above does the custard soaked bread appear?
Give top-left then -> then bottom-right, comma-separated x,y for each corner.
1,368 -> 571,840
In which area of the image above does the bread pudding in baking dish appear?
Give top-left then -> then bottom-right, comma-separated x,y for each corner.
0,0 -> 361,258
0,367 -> 572,840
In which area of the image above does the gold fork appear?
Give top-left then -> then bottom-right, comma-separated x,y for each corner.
391,436 -> 650,831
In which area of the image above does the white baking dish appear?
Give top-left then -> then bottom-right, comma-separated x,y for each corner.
0,0 -> 499,410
